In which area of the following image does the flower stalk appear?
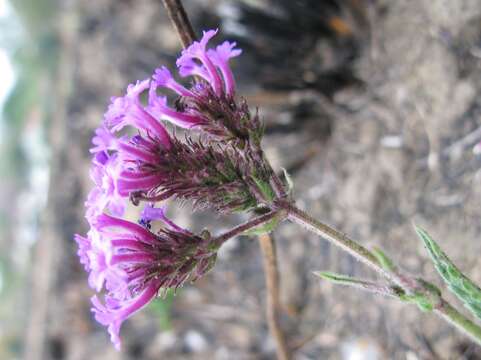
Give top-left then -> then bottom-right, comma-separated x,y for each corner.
280,202 -> 481,346
213,210 -> 285,247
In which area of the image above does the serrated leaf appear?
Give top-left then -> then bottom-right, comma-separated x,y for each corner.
415,226 -> 481,320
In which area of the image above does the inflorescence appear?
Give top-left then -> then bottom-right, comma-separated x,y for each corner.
75,29 -> 283,349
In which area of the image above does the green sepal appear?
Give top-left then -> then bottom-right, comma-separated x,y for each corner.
251,175 -> 276,203
415,226 -> 481,320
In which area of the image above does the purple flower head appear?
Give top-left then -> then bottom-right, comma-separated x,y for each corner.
149,29 -> 260,143
85,30 -> 266,210
77,212 -> 217,349
75,29 -> 278,350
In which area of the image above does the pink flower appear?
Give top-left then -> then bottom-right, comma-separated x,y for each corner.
78,212 -> 216,349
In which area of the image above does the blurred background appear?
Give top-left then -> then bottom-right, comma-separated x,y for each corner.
1,0 -> 481,359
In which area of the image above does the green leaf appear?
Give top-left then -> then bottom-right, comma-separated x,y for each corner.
148,289 -> 175,330
313,271 -> 403,298
314,271 -> 365,285
372,247 -> 396,272
415,226 -> 481,320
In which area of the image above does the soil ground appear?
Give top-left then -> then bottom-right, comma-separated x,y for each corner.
24,0 -> 481,359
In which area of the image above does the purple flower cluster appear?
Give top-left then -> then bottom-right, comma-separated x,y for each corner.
75,29 -> 261,349
76,206 -> 216,349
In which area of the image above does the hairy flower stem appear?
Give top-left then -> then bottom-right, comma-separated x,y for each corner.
259,233 -> 290,360
213,210 -> 285,247
282,202 -> 481,346
436,300 -> 481,345
282,203 -> 399,285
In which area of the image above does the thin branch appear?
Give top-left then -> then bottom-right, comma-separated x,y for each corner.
161,0 -> 197,48
259,233 -> 291,360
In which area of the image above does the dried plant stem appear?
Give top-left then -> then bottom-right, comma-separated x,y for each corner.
259,233 -> 290,360
282,202 -> 481,346
161,0 -> 197,48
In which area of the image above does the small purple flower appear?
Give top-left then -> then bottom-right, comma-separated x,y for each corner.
86,152 -> 125,220
177,29 -> 224,95
147,92 -> 204,129
140,203 -> 188,233
207,41 -> 242,97
104,79 -> 172,149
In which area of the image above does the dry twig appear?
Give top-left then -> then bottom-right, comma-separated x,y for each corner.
161,0 -> 196,48
259,233 -> 291,360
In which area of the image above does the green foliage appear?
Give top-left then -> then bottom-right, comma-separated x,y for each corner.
399,292 -> 435,312
398,281 -> 441,313
313,271 -> 405,298
372,247 -> 395,272
314,271 -> 367,286
148,290 -> 175,331
251,175 -> 276,203
9,0 -> 56,38
416,226 -> 481,320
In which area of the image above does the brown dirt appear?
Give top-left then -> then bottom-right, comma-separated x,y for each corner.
25,0 -> 481,359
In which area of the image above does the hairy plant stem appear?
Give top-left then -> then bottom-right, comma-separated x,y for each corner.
436,300 -> 481,345
282,203 -> 400,285
281,202 -> 481,346
213,210 -> 285,247
259,233 -> 290,360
